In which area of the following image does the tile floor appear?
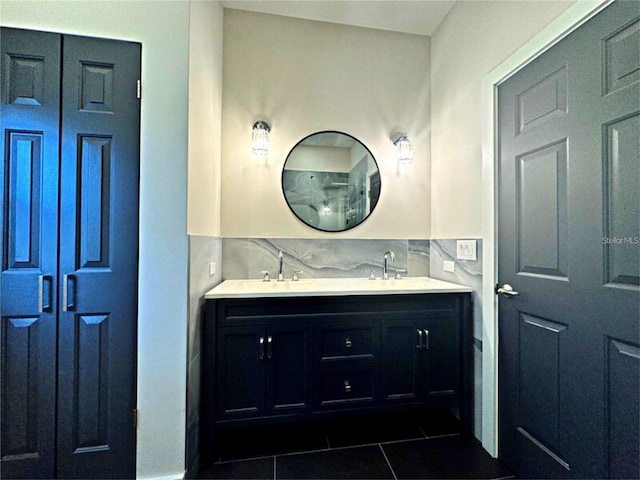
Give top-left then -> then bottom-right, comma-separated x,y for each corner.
198,409 -> 514,479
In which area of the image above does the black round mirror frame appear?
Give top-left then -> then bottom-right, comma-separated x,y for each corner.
281,131 -> 382,233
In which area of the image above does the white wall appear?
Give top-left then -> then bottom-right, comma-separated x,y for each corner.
221,9 -> 431,239
430,0 -> 575,239
0,1 -> 191,478
188,0 -> 223,236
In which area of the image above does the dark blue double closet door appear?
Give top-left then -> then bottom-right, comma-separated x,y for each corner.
1,28 -> 140,479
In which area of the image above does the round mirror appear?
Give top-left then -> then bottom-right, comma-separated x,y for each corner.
282,131 -> 381,232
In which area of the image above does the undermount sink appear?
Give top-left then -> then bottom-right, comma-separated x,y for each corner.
204,276 -> 471,299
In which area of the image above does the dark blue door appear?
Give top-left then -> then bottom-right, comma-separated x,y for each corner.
0,28 -> 140,479
56,34 -> 140,479
498,2 -> 639,478
0,27 -> 61,479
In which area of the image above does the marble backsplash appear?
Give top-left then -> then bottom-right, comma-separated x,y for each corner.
222,238 -> 430,281
429,239 -> 483,341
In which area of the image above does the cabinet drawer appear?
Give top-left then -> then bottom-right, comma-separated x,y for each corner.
316,321 -> 378,363
316,368 -> 378,409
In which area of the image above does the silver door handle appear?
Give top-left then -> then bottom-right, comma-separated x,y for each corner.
496,283 -> 519,296
259,337 -> 265,360
62,274 -> 76,312
417,329 -> 423,349
267,336 -> 273,359
423,329 -> 429,350
38,275 -> 53,313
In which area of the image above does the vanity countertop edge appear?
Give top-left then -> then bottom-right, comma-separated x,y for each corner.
204,276 -> 472,300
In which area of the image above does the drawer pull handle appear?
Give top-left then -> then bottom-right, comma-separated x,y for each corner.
344,380 -> 351,393
345,338 -> 352,348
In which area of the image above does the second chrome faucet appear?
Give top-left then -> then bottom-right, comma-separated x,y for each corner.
277,250 -> 284,281
383,250 -> 395,280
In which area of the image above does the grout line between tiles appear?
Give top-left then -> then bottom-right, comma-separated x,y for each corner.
424,432 -> 462,440
214,453 -> 275,465
219,432 -> 450,465
378,443 -> 398,480
275,435 -> 427,461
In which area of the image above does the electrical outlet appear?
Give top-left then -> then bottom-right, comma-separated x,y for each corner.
209,262 -> 216,277
443,260 -> 455,273
456,240 -> 477,261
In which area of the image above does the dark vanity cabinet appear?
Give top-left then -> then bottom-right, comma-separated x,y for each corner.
216,324 -> 313,420
381,315 -> 461,407
203,292 -> 472,461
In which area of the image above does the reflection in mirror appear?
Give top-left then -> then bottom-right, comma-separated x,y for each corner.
282,131 -> 381,232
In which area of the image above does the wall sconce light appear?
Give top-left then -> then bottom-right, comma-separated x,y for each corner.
390,132 -> 413,165
252,120 -> 270,156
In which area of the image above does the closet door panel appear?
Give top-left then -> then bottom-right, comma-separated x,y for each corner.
0,28 -> 60,480
57,35 -> 140,479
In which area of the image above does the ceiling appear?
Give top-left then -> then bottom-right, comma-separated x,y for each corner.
220,0 -> 457,36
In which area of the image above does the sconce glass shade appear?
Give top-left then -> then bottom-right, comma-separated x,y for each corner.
252,121 -> 270,156
391,132 -> 413,165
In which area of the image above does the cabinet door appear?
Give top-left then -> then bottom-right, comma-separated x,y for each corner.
381,319 -> 425,405
0,28 -> 61,479
217,326 -> 266,420
424,318 -> 459,402
266,324 -> 312,416
382,316 -> 460,408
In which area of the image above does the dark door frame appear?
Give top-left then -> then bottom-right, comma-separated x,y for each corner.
478,0 -> 611,458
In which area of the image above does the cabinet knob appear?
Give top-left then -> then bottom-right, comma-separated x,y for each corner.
344,380 -> 351,393
345,338 -> 352,348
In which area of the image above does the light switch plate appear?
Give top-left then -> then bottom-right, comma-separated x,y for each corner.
443,260 -> 455,273
209,262 -> 216,277
456,240 -> 477,261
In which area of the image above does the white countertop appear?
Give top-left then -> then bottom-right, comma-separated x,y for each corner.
204,276 -> 472,299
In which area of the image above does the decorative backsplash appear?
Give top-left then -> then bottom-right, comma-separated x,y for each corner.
429,239 -> 483,341
222,238 -> 430,281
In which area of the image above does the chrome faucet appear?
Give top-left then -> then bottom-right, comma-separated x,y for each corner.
383,250 -> 396,280
277,250 -> 284,281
